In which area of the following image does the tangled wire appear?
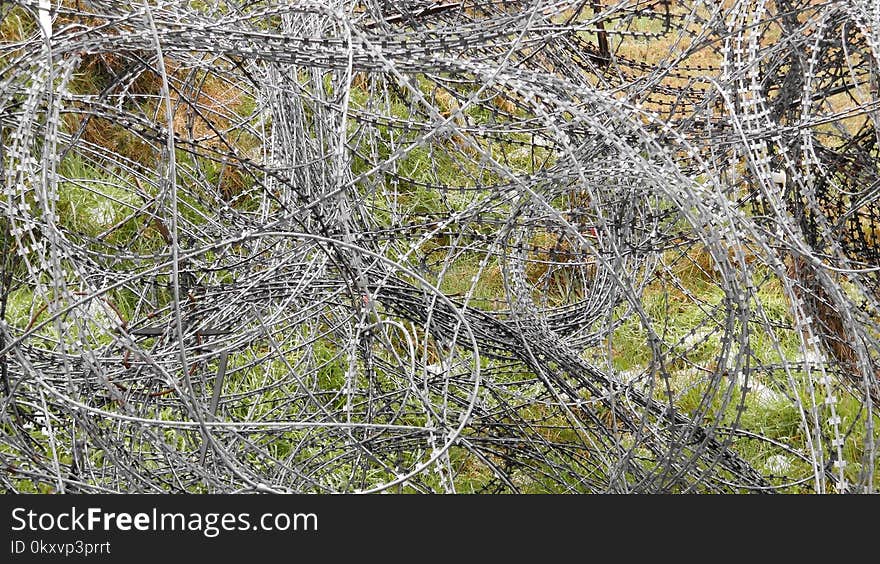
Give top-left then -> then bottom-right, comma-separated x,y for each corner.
1,0 -> 878,493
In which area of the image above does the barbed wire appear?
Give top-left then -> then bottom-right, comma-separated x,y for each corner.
1,0 -> 878,493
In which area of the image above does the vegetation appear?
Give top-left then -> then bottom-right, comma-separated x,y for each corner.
1,2 -> 877,493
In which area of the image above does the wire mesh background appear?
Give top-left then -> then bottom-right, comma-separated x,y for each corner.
1,0 -> 879,493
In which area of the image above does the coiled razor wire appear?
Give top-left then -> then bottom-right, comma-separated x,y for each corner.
1,0 -> 878,493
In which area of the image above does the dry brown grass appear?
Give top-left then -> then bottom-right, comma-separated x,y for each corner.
62,48 -> 254,197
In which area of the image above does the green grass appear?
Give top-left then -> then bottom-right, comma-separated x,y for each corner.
57,154 -> 140,238
4,54 -> 879,494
